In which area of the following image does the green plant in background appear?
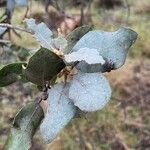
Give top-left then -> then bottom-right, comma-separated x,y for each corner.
0,15 -> 137,149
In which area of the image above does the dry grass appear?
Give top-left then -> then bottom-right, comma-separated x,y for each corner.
134,0 -> 150,14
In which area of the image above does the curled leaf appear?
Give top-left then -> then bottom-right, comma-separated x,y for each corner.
69,72 -> 112,112
73,27 -> 138,72
40,83 -> 76,143
64,47 -> 105,66
25,18 -> 53,50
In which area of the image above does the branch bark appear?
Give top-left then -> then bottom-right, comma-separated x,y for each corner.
0,23 -> 33,34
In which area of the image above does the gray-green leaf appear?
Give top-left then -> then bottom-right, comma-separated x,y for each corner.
73,27 -> 138,72
4,102 -> 44,150
52,36 -> 68,51
40,83 -> 76,143
25,18 -> 53,50
69,72 -> 112,112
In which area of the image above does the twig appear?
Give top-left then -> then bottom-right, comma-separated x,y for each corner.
12,28 -> 22,38
75,121 -> 87,150
124,0 -> 130,24
115,133 -> 130,150
125,120 -> 150,130
80,0 -> 86,26
25,84 -> 49,132
0,12 -> 6,20
23,5 -> 29,19
0,23 -> 33,34
53,0 -> 62,12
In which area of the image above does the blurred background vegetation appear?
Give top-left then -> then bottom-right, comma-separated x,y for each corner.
0,0 -> 150,149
